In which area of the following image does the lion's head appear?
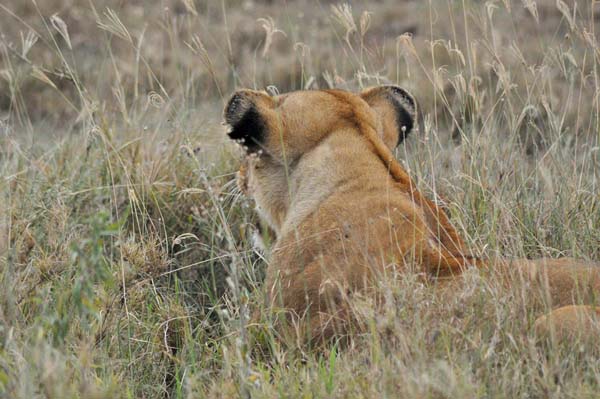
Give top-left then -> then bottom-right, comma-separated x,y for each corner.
224,85 -> 417,158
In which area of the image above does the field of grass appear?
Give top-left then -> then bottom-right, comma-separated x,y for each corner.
1,0 -> 600,397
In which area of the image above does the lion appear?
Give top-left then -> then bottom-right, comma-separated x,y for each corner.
223,85 -> 600,344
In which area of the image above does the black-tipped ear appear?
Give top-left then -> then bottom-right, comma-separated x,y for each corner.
386,86 -> 417,144
224,91 -> 266,153
360,85 -> 417,149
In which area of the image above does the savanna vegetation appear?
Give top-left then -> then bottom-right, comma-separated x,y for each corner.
1,0 -> 599,397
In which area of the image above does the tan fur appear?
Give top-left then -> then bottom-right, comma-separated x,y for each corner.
224,87 -> 600,344
534,305 -> 600,342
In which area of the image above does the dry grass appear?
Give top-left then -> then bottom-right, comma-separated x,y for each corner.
1,0 -> 599,397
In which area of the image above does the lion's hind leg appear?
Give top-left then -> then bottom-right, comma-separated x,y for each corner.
524,258 -> 600,307
534,305 -> 600,343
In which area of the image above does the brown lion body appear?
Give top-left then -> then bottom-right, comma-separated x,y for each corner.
224,86 -> 600,344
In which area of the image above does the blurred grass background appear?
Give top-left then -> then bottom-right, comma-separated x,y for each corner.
1,0 -> 600,397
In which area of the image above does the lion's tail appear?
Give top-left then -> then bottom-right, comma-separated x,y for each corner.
422,249 -> 600,294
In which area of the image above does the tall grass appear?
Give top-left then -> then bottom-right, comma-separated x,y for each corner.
1,0 -> 599,397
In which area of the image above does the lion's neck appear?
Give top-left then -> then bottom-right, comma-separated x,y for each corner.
278,130 -> 384,237
278,139 -> 339,236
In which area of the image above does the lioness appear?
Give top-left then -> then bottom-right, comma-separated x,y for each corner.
223,86 -> 600,344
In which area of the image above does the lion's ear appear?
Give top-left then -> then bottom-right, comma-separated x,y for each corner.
224,90 -> 268,154
359,85 -> 417,149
